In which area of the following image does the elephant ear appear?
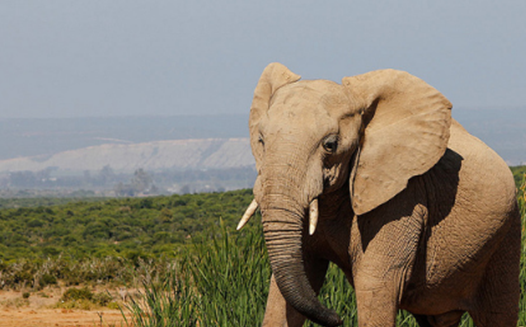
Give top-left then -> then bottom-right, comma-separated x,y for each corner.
342,69 -> 452,216
249,63 -> 301,169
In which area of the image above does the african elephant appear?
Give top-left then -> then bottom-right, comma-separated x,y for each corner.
237,63 -> 521,327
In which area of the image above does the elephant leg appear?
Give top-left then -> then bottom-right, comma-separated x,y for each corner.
413,314 -> 433,327
469,215 -> 520,327
414,311 -> 464,327
262,257 -> 329,327
351,206 -> 425,325
353,279 -> 398,327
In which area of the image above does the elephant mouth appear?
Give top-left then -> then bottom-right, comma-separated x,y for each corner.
237,197 -> 320,235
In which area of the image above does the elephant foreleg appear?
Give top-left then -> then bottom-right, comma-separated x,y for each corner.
262,257 -> 329,327
351,188 -> 425,326
353,279 -> 399,327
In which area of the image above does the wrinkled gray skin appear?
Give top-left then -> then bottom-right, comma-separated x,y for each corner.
243,63 -> 520,327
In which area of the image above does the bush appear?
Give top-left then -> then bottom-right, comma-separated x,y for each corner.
60,287 -> 93,302
58,287 -> 115,309
93,292 -> 113,306
38,274 -> 57,289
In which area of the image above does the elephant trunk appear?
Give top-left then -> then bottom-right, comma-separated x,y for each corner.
261,171 -> 342,326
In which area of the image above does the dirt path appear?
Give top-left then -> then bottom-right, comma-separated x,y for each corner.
0,308 -> 126,327
0,288 -> 129,327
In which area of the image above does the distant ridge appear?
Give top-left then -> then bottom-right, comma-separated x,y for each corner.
0,114 -> 249,160
0,138 -> 254,173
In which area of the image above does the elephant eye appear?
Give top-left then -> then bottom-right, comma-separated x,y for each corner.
258,135 -> 265,147
323,135 -> 338,153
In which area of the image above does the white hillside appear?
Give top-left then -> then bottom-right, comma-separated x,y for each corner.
0,138 -> 254,173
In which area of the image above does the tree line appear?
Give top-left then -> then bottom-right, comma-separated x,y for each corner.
0,165 -> 257,197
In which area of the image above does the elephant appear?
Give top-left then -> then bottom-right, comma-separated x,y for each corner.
237,63 -> 521,327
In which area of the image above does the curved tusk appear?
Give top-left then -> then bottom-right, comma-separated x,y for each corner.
237,199 -> 259,230
309,198 -> 319,235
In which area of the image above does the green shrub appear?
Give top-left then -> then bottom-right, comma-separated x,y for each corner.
57,287 -> 115,309
107,301 -> 120,310
93,292 -> 113,306
60,287 -> 93,302
56,298 -> 96,310
38,273 -> 57,288
0,189 -> 254,267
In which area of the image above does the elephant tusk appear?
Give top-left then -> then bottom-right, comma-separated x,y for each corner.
237,199 -> 259,230
309,198 -> 319,235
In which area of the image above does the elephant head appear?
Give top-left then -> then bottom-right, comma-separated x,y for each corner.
238,63 -> 452,326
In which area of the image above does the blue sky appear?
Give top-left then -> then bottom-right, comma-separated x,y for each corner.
1,1 -> 525,118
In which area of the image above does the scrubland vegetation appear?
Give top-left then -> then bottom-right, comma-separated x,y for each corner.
0,167 -> 524,326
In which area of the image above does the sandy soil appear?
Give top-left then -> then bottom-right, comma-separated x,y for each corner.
0,309 -> 126,327
0,287 -> 130,327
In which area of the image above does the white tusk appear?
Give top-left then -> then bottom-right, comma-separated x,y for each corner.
237,199 -> 259,230
309,198 -> 319,235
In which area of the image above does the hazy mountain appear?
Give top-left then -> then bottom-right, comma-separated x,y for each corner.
0,115 -> 249,160
0,138 -> 254,174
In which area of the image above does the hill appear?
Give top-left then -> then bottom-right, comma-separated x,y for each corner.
0,138 -> 254,174
0,115 -> 249,161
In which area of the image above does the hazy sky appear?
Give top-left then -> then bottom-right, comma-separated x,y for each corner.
1,1 -> 525,118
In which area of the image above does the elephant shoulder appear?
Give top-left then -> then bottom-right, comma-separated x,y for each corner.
447,119 -> 515,198
424,119 -> 517,226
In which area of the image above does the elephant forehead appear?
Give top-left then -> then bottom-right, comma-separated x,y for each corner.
264,104 -> 337,138
269,81 -> 349,119
272,80 -> 347,106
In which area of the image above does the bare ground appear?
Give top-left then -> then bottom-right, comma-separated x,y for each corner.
0,287 -> 130,327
